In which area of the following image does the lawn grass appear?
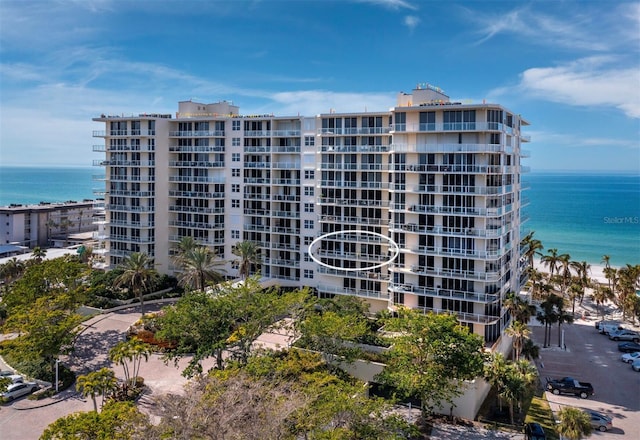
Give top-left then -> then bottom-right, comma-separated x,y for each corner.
525,391 -> 559,440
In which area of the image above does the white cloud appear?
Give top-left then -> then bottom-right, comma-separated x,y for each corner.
527,130 -> 639,150
260,90 -> 395,116
354,0 -> 417,11
404,15 -> 420,32
468,5 -> 617,51
518,57 -> 640,119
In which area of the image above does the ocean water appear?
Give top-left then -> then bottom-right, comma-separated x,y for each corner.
0,166 -> 96,206
524,172 -> 640,267
0,166 -> 638,267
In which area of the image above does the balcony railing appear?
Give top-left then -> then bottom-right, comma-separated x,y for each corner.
316,284 -> 389,300
169,145 -> 225,152
319,145 -> 389,153
169,161 -> 225,168
389,223 -> 507,238
169,190 -> 225,198
318,215 -> 387,226
168,206 -> 225,214
388,283 -> 499,303
169,130 -> 225,137
317,127 -> 391,135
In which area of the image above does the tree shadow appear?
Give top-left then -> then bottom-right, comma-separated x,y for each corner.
65,329 -> 124,374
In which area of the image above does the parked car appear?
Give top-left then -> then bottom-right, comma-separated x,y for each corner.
618,341 -> 640,353
600,323 -> 625,335
546,376 -> 594,399
621,351 -> 640,363
5,375 -> 24,384
595,320 -> 619,331
1,382 -> 39,401
0,370 -> 15,377
609,329 -> 640,342
524,422 -> 546,440
587,410 -> 613,432
632,359 -> 640,372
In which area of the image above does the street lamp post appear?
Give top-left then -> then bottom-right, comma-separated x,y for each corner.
55,359 -> 60,393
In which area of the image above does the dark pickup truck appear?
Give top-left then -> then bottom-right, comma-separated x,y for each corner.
546,376 -> 594,399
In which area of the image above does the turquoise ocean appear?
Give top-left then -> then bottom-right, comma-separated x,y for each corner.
0,166 -> 638,267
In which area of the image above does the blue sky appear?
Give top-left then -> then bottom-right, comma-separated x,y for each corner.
0,0 -> 638,172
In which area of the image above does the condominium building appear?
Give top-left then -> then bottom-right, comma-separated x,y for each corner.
92,83 -> 529,346
0,200 -> 97,249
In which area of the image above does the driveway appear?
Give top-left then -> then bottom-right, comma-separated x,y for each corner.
531,314 -> 640,439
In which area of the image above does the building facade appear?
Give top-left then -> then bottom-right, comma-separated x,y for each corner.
92,84 -> 530,345
0,200 -> 97,249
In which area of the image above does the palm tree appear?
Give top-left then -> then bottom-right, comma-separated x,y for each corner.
557,407 -> 593,440
541,248 -> 561,280
591,283 -> 614,320
76,368 -> 117,412
557,253 -> 572,296
567,283 -> 583,317
108,338 -> 153,390
0,257 -> 25,284
521,339 -> 540,361
504,291 -> 536,323
556,301 -> 574,348
537,297 -> 559,348
483,352 -> 509,412
521,231 -> 544,270
177,246 -> 225,291
31,246 -> 46,263
114,252 -> 159,315
505,320 -> 531,361
232,240 -> 261,279
617,264 -> 640,321
601,254 -> 612,290
528,267 -> 551,301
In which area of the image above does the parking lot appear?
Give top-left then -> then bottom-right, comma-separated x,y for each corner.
531,316 -> 640,439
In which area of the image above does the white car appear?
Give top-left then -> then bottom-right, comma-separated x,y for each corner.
621,351 -> 640,363
600,323 -> 624,335
632,359 -> 640,372
1,382 -> 39,401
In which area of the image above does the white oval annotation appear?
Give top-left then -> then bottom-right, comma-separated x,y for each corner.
308,230 -> 400,272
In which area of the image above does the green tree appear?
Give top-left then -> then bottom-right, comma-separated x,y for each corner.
108,338 -> 153,392
39,401 -> 149,440
157,277 -> 308,375
541,248 -> 561,281
297,310 -> 370,365
483,352 -> 509,413
616,264 -> 640,321
484,354 -> 537,424
521,231 -> 544,270
77,368 -> 118,412
376,309 -> 486,420
114,252 -> 159,315
505,320 -> 531,361
31,246 -> 47,263
156,289 -> 236,375
504,292 -> 536,323
556,407 -> 593,440
175,246 -> 225,291
144,350 -> 416,440
521,338 -> 540,361
557,253 -> 572,296
591,283 -> 614,320
224,277 -> 307,365
232,240 -> 261,279
0,257 -> 25,285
